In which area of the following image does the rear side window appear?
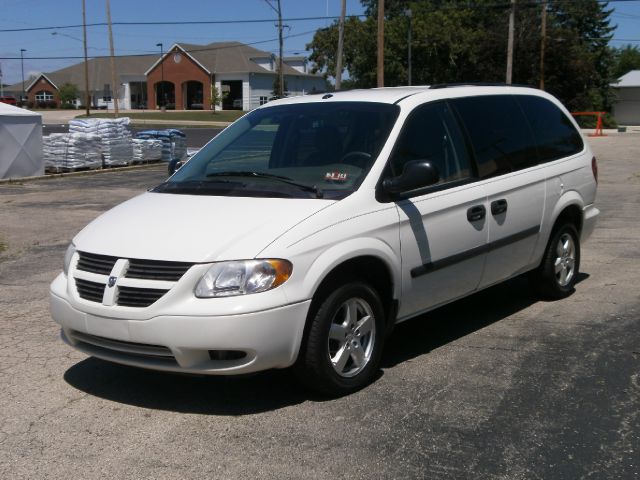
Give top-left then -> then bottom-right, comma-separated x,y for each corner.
452,95 -> 538,178
515,95 -> 584,162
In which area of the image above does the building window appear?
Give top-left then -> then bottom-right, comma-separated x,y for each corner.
259,96 -> 268,105
35,90 -> 54,102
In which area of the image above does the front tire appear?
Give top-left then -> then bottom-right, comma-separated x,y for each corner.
530,223 -> 580,299
295,282 -> 385,396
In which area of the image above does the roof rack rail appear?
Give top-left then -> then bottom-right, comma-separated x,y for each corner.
429,82 -> 535,89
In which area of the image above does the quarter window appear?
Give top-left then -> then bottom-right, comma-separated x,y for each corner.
452,95 -> 538,177
515,95 -> 584,162
389,102 -> 472,184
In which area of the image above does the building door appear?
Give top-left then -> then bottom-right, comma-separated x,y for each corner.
221,80 -> 242,110
155,81 -> 175,109
183,81 -> 204,110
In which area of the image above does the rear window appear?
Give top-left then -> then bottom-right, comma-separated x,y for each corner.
452,95 -> 538,178
515,95 -> 584,162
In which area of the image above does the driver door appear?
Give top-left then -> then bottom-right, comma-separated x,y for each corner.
388,101 -> 488,319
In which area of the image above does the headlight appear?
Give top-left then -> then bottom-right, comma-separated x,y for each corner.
63,243 -> 76,276
195,259 -> 292,298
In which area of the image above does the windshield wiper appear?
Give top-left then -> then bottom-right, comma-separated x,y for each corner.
206,171 -> 323,198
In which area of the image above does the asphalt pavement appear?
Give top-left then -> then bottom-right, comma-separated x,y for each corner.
0,135 -> 638,479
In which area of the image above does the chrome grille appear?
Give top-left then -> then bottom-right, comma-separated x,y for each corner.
126,258 -> 193,281
117,286 -> 169,308
76,251 -> 193,281
75,278 -> 105,303
76,251 -> 118,275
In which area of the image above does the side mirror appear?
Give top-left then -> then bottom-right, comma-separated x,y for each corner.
168,159 -> 184,175
382,160 -> 440,195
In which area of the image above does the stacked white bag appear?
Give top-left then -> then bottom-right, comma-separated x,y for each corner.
69,117 -> 133,166
132,138 -> 163,163
136,129 -> 187,162
43,133 -> 103,171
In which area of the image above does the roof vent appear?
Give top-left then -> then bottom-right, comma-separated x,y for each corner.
322,94 -> 333,99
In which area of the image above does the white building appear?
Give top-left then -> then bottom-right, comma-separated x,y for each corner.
611,70 -> 640,125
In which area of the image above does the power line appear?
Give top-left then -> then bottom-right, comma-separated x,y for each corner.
0,0 -> 638,34
0,15 -> 367,33
0,30 -> 318,60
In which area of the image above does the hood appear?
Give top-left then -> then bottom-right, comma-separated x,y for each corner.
73,192 -> 335,262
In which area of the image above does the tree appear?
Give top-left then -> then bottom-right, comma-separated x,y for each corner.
210,84 -> 222,112
59,83 -> 79,106
307,0 -> 616,111
612,44 -> 640,80
272,75 -> 288,98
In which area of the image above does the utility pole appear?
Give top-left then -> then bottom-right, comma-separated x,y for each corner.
406,8 -> 412,86
539,0 -> 547,90
105,0 -> 119,117
506,0 -> 515,84
20,49 -> 26,106
335,0 -> 347,90
156,43 -> 164,108
264,0 -> 285,97
377,0 -> 384,87
277,0 -> 284,98
82,0 -> 90,116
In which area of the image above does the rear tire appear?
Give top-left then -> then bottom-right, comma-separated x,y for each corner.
529,223 -> 580,300
295,282 -> 385,396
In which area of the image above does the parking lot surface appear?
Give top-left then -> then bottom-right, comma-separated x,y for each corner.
0,135 -> 638,479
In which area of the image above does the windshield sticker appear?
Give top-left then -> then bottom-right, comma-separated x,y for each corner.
325,172 -> 348,182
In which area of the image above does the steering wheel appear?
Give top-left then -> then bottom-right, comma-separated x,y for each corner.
339,151 -> 372,168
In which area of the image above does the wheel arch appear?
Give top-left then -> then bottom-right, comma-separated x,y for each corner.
549,192 -> 584,235
300,239 -> 401,331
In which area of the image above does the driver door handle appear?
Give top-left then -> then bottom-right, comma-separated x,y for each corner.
467,205 -> 486,222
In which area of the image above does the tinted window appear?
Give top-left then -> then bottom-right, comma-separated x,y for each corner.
389,102 -> 472,184
452,95 -> 538,177
515,95 -> 584,162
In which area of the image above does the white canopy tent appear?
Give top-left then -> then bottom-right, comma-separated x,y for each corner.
0,103 -> 43,179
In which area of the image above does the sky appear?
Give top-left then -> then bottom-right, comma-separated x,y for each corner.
0,0 -> 638,85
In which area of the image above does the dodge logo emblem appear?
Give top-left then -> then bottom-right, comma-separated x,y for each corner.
108,276 -> 117,288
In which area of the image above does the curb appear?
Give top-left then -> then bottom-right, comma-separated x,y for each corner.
0,163 -> 164,185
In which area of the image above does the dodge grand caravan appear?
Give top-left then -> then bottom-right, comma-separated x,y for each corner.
50,85 -> 599,395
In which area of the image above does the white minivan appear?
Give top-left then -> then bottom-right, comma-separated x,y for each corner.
50,85 -> 599,395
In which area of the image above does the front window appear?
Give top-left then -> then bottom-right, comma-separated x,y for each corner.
156,102 -> 399,199
35,90 -> 54,102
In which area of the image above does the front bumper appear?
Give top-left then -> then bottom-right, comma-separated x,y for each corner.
50,287 -> 311,375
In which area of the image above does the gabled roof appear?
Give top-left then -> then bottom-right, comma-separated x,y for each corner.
7,54 -> 156,93
144,43 -> 211,76
612,70 -> 640,88
146,41 -> 313,77
26,73 -> 58,92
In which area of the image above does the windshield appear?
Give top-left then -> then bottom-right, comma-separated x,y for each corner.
155,101 -> 399,199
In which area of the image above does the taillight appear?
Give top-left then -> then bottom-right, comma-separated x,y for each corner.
591,156 -> 598,184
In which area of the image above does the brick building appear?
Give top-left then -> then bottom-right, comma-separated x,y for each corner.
7,42 -> 324,111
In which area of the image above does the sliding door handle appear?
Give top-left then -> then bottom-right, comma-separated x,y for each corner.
491,199 -> 508,215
